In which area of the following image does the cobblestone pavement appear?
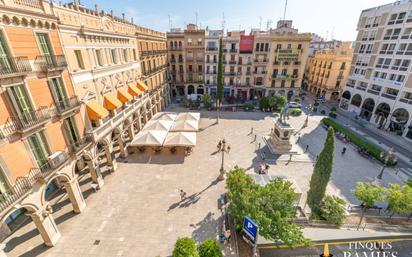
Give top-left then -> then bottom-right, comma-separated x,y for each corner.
3,108 -> 404,257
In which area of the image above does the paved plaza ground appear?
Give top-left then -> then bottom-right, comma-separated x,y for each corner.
3,106 -> 405,257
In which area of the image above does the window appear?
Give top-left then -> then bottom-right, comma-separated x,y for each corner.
386,88 -> 399,96
36,33 -> 53,60
340,62 -> 346,70
7,84 -> 34,121
74,50 -> 85,69
133,49 -> 137,61
371,84 -> 382,92
123,49 -> 128,62
28,132 -> 50,168
63,117 -> 80,145
110,49 -> 117,64
49,77 -> 68,109
402,28 -> 412,39
0,30 -> 12,72
95,49 -> 104,66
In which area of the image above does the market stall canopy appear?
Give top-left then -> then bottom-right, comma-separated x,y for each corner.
176,112 -> 200,121
117,88 -> 133,103
142,120 -> 173,131
163,132 -> 196,147
130,130 -> 168,146
137,80 -> 149,91
170,119 -> 199,132
152,112 -> 178,121
103,93 -> 122,110
128,84 -> 143,97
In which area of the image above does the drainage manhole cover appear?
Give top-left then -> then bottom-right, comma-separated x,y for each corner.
93,240 -> 100,245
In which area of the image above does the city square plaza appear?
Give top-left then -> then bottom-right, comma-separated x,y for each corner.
3,107 -> 403,257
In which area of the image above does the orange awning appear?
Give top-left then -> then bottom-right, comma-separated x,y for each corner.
103,93 -> 122,110
128,84 -> 143,97
137,81 -> 149,91
117,88 -> 133,103
87,100 -> 109,121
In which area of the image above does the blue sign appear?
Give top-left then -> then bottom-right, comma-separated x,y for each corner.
243,216 -> 258,241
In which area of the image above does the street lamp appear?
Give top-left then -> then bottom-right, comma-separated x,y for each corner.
376,148 -> 397,180
217,139 -> 231,180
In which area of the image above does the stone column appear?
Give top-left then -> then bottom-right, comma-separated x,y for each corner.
105,147 -> 117,171
86,160 -> 104,188
62,177 -> 86,213
118,138 -> 128,158
128,123 -> 135,138
28,210 -> 61,247
0,243 -> 7,257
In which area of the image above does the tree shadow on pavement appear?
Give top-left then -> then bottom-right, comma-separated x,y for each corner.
191,211 -> 220,243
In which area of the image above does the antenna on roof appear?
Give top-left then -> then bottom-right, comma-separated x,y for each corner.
331,26 -> 335,40
195,12 -> 198,27
168,15 -> 172,30
259,16 -> 262,31
221,12 -> 226,31
283,0 -> 288,20
266,19 -> 272,31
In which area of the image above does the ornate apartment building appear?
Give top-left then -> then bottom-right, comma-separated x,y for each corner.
304,42 -> 353,101
168,20 -> 311,101
0,0 -> 168,248
340,0 -> 412,141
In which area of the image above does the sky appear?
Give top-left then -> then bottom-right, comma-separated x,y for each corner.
75,0 -> 394,41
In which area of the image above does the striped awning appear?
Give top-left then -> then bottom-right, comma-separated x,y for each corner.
104,93 -> 122,110
117,88 -> 133,103
86,100 -> 109,121
137,80 -> 149,91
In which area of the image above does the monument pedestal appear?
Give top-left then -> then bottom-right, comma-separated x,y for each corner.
265,119 -> 295,154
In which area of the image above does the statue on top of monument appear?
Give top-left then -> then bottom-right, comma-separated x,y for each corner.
278,101 -> 290,125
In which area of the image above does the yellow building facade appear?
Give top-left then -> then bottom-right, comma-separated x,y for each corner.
304,42 -> 353,101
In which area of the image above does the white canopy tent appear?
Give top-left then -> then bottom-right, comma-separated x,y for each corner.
152,112 -> 178,121
129,130 -> 168,146
142,120 -> 173,131
170,120 -> 199,132
163,132 -> 197,147
176,112 -> 200,121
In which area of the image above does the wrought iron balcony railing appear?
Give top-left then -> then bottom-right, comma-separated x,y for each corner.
6,107 -> 52,133
0,56 -> 32,78
36,55 -> 67,72
55,96 -> 81,114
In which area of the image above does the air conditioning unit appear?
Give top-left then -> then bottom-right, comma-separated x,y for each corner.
48,151 -> 67,169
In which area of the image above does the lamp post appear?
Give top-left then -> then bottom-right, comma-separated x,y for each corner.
376,148 -> 397,181
217,139 -> 231,180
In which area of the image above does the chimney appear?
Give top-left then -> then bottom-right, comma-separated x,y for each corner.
95,4 -> 99,14
110,10 -> 113,17
122,13 -> 125,21
131,17 -> 134,24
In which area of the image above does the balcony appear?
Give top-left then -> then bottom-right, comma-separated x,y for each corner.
206,47 -> 218,51
170,59 -> 176,63
230,49 -> 238,53
36,55 -> 67,72
169,46 -> 183,51
55,96 -> 81,115
6,107 -> 52,134
229,60 -> 237,64
381,93 -> 397,100
399,98 -> 412,105
206,60 -> 217,64
68,135 -> 93,155
0,56 -> 32,78
254,59 -> 269,63
178,58 -> 184,63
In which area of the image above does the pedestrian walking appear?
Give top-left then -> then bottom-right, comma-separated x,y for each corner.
249,127 -> 254,135
341,146 -> 347,155
296,135 -> 301,143
179,189 -> 187,201
254,134 -> 257,142
305,144 -> 309,153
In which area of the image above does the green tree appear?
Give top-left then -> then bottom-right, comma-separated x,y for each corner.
386,184 -> 412,219
275,95 -> 287,110
267,96 -> 277,111
202,93 -> 212,109
319,195 -> 347,227
259,96 -> 269,110
226,167 -> 308,246
307,127 -> 335,217
353,182 -> 385,229
216,37 -> 224,123
198,239 -> 222,257
172,237 -> 199,257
